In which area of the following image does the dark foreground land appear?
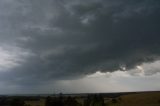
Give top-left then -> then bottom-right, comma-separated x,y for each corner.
0,91 -> 160,106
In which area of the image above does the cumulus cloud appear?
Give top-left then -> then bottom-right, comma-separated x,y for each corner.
0,0 -> 160,90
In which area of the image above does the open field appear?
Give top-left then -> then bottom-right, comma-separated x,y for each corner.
25,99 -> 45,106
107,91 -> 160,106
0,91 -> 160,106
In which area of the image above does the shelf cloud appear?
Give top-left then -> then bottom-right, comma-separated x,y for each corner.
0,0 -> 160,93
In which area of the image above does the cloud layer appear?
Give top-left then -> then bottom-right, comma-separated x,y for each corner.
0,0 -> 160,91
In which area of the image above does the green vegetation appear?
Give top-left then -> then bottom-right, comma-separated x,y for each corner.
0,91 -> 160,106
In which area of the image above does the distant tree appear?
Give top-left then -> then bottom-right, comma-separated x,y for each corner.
0,97 -> 6,105
99,94 -> 105,106
64,96 -> 81,106
57,93 -> 64,106
10,98 -> 24,106
90,94 -> 105,106
46,96 -> 64,106
24,104 -> 31,106
112,98 -> 118,103
84,96 -> 91,106
118,97 -> 122,101
45,96 -> 52,106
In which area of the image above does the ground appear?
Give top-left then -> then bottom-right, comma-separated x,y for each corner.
106,92 -> 160,106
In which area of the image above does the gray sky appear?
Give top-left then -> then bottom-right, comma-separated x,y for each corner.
0,0 -> 160,94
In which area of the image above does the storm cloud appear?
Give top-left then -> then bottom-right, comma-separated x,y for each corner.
0,0 -> 160,89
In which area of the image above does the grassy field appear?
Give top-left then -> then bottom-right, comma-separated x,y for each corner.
23,91 -> 160,106
25,99 -> 45,106
107,92 -> 160,106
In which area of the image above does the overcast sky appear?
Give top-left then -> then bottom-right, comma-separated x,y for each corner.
0,0 -> 160,94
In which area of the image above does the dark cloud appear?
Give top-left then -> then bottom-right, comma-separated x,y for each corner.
0,0 -> 160,86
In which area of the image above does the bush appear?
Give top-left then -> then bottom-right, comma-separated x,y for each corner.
112,98 -> 118,103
